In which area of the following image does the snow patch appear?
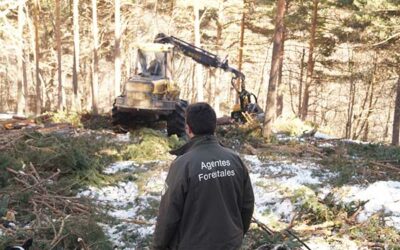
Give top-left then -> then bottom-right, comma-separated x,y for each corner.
318,142 -> 335,148
340,181 -> 400,230
145,172 -> 168,194
0,113 -> 14,120
244,155 -> 333,225
314,132 -> 336,140
78,181 -> 138,206
114,132 -> 131,142
103,161 -> 138,174
244,155 -> 331,188
78,161 -> 167,249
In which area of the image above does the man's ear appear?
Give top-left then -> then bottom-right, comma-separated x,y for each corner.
185,123 -> 190,133
185,124 -> 194,137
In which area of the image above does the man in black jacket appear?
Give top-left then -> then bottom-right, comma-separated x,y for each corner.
153,102 -> 254,250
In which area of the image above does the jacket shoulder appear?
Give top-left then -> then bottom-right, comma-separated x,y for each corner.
217,144 -> 242,159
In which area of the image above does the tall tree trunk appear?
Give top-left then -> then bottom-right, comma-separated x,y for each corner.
276,1 -> 289,118
392,76 -> 400,145
356,78 -> 377,140
72,0 -> 80,111
23,48 -> 29,114
114,0 -> 121,99
212,0 -> 224,116
276,23 -> 286,117
170,0 -> 175,14
237,1 -> 245,103
352,56 -> 377,139
345,50 -> 355,139
263,0 -> 286,140
33,0 -> 41,115
383,100 -> 391,139
56,0 -> 63,111
298,48 -> 305,116
17,0 -> 26,115
91,0 -> 99,114
301,0 -> 318,120
194,0 -> 204,101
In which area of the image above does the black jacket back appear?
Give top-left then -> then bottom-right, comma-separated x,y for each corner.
153,135 -> 254,250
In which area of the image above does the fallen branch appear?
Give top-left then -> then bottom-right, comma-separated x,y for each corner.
252,217 -> 312,250
283,229 -> 311,250
371,161 -> 400,172
50,215 -> 70,247
251,217 -> 275,236
77,237 -> 90,250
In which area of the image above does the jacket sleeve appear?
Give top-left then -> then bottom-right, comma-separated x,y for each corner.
241,162 -> 254,234
153,160 -> 188,250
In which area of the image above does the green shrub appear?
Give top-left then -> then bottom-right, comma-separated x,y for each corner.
122,128 -> 184,162
44,111 -> 83,127
1,132 -> 119,188
0,155 -> 20,188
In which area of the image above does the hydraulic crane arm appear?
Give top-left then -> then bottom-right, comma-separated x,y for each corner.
154,33 -> 245,93
154,33 -> 261,120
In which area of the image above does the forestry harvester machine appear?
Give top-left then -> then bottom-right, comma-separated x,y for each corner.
112,33 -> 262,136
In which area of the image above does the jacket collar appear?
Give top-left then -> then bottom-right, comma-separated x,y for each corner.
170,134 -> 218,156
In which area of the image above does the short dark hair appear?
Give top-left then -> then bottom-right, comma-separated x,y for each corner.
186,102 -> 216,135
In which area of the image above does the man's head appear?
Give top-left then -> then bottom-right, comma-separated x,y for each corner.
185,102 -> 216,137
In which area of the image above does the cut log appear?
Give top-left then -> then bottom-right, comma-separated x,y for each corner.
217,116 -> 234,125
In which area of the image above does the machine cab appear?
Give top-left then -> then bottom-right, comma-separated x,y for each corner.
134,43 -> 174,79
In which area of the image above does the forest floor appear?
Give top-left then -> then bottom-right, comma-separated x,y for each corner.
0,112 -> 400,250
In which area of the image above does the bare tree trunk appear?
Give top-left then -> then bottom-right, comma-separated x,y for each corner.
384,100 -> 392,139
91,0 -> 99,114
170,0 -> 175,14
287,70 -> 296,113
362,121 -> 369,141
194,0 -> 204,101
345,50 -> 355,139
72,0 -> 80,112
356,79 -> 377,140
276,24 -> 286,117
17,0 -> 26,115
33,0 -> 41,115
263,0 -> 286,140
56,0 -> 63,111
392,76 -> 400,145
301,0 -> 318,121
83,61 -> 91,110
298,48 -> 305,116
276,1 -> 289,118
190,64 -> 197,103
23,48 -> 29,114
236,1 -> 245,103
114,0 -> 121,99
352,57 -> 377,140
213,0 -> 224,116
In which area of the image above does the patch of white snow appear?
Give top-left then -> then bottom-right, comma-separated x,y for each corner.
314,132 -> 336,140
79,181 -> 138,206
0,113 -> 14,120
103,161 -> 137,174
244,155 -> 334,227
340,181 -> 400,230
79,161 -> 167,249
114,132 -> 131,142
